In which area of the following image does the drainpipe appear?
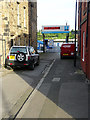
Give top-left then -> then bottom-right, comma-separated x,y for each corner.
28,2 -> 31,46
79,2 -> 82,56
86,1 -> 89,48
29,2 -> 34,46
86,1 -> 89,78
74,0 -> 77,67
0,55 -> 2,68
3,39 -> 6,65
1,35 -> 4,64
0,37 -> 6,66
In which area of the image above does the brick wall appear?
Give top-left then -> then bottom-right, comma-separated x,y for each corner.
78,2 -> 90,80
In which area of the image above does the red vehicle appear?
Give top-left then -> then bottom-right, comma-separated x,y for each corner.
60,43 -> 75,59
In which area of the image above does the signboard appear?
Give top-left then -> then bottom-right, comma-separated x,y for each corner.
42,25 -> 70,34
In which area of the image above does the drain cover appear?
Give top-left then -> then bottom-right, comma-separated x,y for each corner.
52,78 -> 60,82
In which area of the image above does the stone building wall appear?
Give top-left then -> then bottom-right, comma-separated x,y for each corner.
28,1 -> 37,51
0,0 -> 37,66
31,2 -> 37,51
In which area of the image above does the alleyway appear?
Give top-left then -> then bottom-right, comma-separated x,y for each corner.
0,0 -> 90,119
16,47 -> 88,119
1,46 -> 89,119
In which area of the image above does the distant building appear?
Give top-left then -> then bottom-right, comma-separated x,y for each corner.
0,0 -> 37,66
78,1 -> 90,80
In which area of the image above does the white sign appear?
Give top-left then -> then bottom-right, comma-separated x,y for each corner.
42,25 -> 70,34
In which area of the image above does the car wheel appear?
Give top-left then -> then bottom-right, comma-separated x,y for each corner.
36,57 -> 40,66
16,52 -> 26,62
61,55 -> 63,59
10,66 -> 15,70
30,63 -> 35,70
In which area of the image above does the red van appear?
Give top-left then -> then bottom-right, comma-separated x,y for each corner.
60,43 -> 75,59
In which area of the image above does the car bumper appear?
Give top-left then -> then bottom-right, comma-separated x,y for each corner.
61,52 -> 74,56
6,60 -> 32,67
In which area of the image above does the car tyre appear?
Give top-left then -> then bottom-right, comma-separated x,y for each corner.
11,66 -> 16,70
36,57 -> 40,66
61,55 -> 63,59
29,63 -> 35,70
16,52 -> 26,62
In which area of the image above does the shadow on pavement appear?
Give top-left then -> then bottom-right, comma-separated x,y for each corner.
2,47 -> 89,119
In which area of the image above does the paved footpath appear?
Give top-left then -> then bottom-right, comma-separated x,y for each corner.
1,48 -> 59,119
16,48 -> 89,119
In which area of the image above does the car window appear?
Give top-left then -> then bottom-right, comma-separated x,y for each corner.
30,47 -> 35,54
28,47 -> 30,52
10,47 -> 27,54
28,47 -> 31,54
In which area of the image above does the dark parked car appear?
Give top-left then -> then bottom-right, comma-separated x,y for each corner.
5,46 -> 40,70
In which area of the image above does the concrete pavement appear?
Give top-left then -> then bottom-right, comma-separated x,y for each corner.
1,50 -> 59,119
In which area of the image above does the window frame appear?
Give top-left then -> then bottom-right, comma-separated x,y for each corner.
82,31 -> 85,61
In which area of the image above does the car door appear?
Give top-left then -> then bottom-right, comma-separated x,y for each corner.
30,47 -> 37,64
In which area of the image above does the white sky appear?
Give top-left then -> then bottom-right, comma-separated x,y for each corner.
37,0 -> 76,31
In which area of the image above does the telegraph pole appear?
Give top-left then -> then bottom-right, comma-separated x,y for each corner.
42,33 -> 45,53
74,0 -> 77,67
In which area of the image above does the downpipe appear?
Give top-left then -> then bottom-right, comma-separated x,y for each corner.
0,37 -> 6,66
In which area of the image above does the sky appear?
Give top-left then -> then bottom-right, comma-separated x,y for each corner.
37,0 -> 76,31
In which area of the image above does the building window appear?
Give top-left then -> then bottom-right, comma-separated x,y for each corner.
82,32 -> 85,61
24,7 -> 26,27
17,3 -> 20,26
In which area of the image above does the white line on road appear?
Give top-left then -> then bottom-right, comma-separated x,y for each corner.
15,59 -> 55,119
35,59 -> 55,90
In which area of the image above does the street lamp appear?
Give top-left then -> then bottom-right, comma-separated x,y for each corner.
74,0 -> 77,67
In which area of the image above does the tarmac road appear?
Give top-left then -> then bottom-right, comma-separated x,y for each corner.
16,47 -> 88,119
1,46 -> 89,119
